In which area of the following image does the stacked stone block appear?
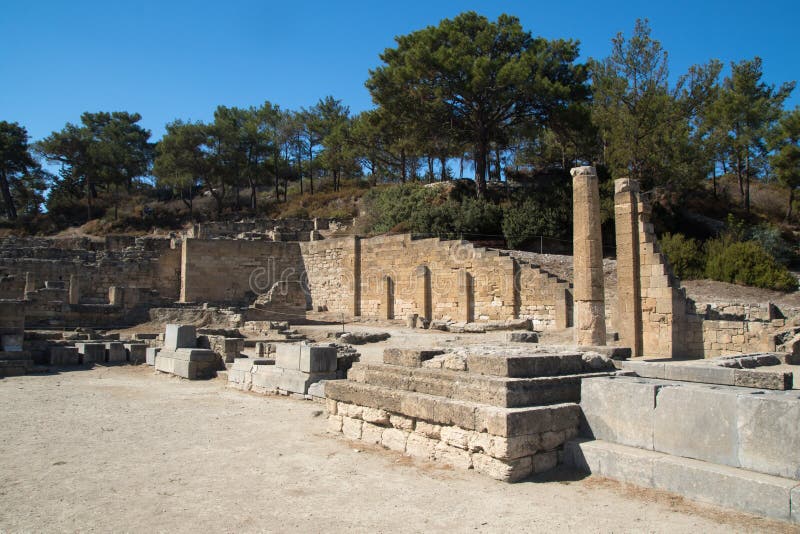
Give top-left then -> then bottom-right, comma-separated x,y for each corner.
154,324 -> 218,379
567,375 -> 800,522
0,300 -> 32,376
326,347 -> 617,482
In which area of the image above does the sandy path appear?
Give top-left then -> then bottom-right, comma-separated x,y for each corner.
0,367 -> 794,533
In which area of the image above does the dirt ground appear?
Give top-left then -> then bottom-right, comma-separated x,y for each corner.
1,366 -> 796,533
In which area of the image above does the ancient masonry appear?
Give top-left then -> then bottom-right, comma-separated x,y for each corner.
571,166 -> 606,346
325,347 -> 617,481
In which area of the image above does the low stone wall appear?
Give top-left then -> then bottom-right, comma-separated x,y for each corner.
327,399 -> 579,481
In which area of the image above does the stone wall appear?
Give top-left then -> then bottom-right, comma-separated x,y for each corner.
180,238 -> 303,305
299,237 -> 359,316
0,237 -> 181,303
301,234 -> 570,328
614,178 -> 789,358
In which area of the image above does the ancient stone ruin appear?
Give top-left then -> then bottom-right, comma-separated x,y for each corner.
1,172 -> 799,524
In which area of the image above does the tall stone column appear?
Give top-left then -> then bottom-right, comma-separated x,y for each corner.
614,178 -> 643,356
571,166 -> 606,345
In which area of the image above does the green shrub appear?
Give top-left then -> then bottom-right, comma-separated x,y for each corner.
660,233 -> 704,279
501,195 -> 570,249
363,184 -> 503,238
704,239 -> 797,292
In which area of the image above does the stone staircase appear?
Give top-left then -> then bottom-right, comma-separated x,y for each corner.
564,375 -> 800,523
325,346 -> 618,481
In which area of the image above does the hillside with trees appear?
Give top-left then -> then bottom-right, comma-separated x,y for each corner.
1,13 -> 798,291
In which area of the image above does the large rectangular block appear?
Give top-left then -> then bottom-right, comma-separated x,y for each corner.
159,348 -> 217,362
619,360 -> 665,379
145,347 -> 160,366
75,343 -> 105,364
737,392 -> 800,480
155,354 -> 216,379
48,346 -> 80,365
653,384 -> 738,467
164,324 -> 196,350
653,454 -> 796,522
276,344 -> 337,373
580,376 -> 661,449
251,366 -> 336,394
124,343 -> 147,365
663,364 -> 734,385
104,342 -> 127,363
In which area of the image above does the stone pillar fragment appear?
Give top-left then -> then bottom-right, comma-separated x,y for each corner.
69,274 -> 80,305
459,269 -> 473,323
381,275 -> 394,320
414,265 -> 432,322
614,178 -> 643,356
24,272 -> 36,296
571,166 -> 606,345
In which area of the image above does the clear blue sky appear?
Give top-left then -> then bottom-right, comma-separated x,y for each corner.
2,0 -> 798,143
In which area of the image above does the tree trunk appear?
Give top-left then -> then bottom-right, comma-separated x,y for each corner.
712,163 -> 717,199
439,156 -> 447,181
787,188 -> 794,222
249,178 -> 257,211
744,154 -> 751,213
474,132 -> 489,198
308,143 -> 314,195
400,150 -> 407,183
86,175 -> 93,220
0,170 -> 18,220
427,156 -> 434,183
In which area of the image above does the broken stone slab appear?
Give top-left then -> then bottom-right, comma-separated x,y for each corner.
505,331 -> 539,343
733,369 -> 793,390
336,332 -> 391,345
383,348 -> 445,368
164,324 -> 196,351
275,344 -> 337,373
715,353 -> 784,368
577,346 -> 631,360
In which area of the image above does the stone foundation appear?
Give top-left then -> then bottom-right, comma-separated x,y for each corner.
327,399 -> 578,481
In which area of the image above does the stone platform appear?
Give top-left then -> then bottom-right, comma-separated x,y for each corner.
567,375 -> 800,523
325,347 -> 618,481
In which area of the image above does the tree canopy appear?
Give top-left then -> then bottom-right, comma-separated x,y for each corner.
367,11 -> 588,197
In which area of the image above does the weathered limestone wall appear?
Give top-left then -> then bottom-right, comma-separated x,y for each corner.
613,178 -> 789,358
0,237 -> 181,303
299,234 -> 569,327
180,238 -> 303,304
572,166 -> 606,345
299,237 -> 360,316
